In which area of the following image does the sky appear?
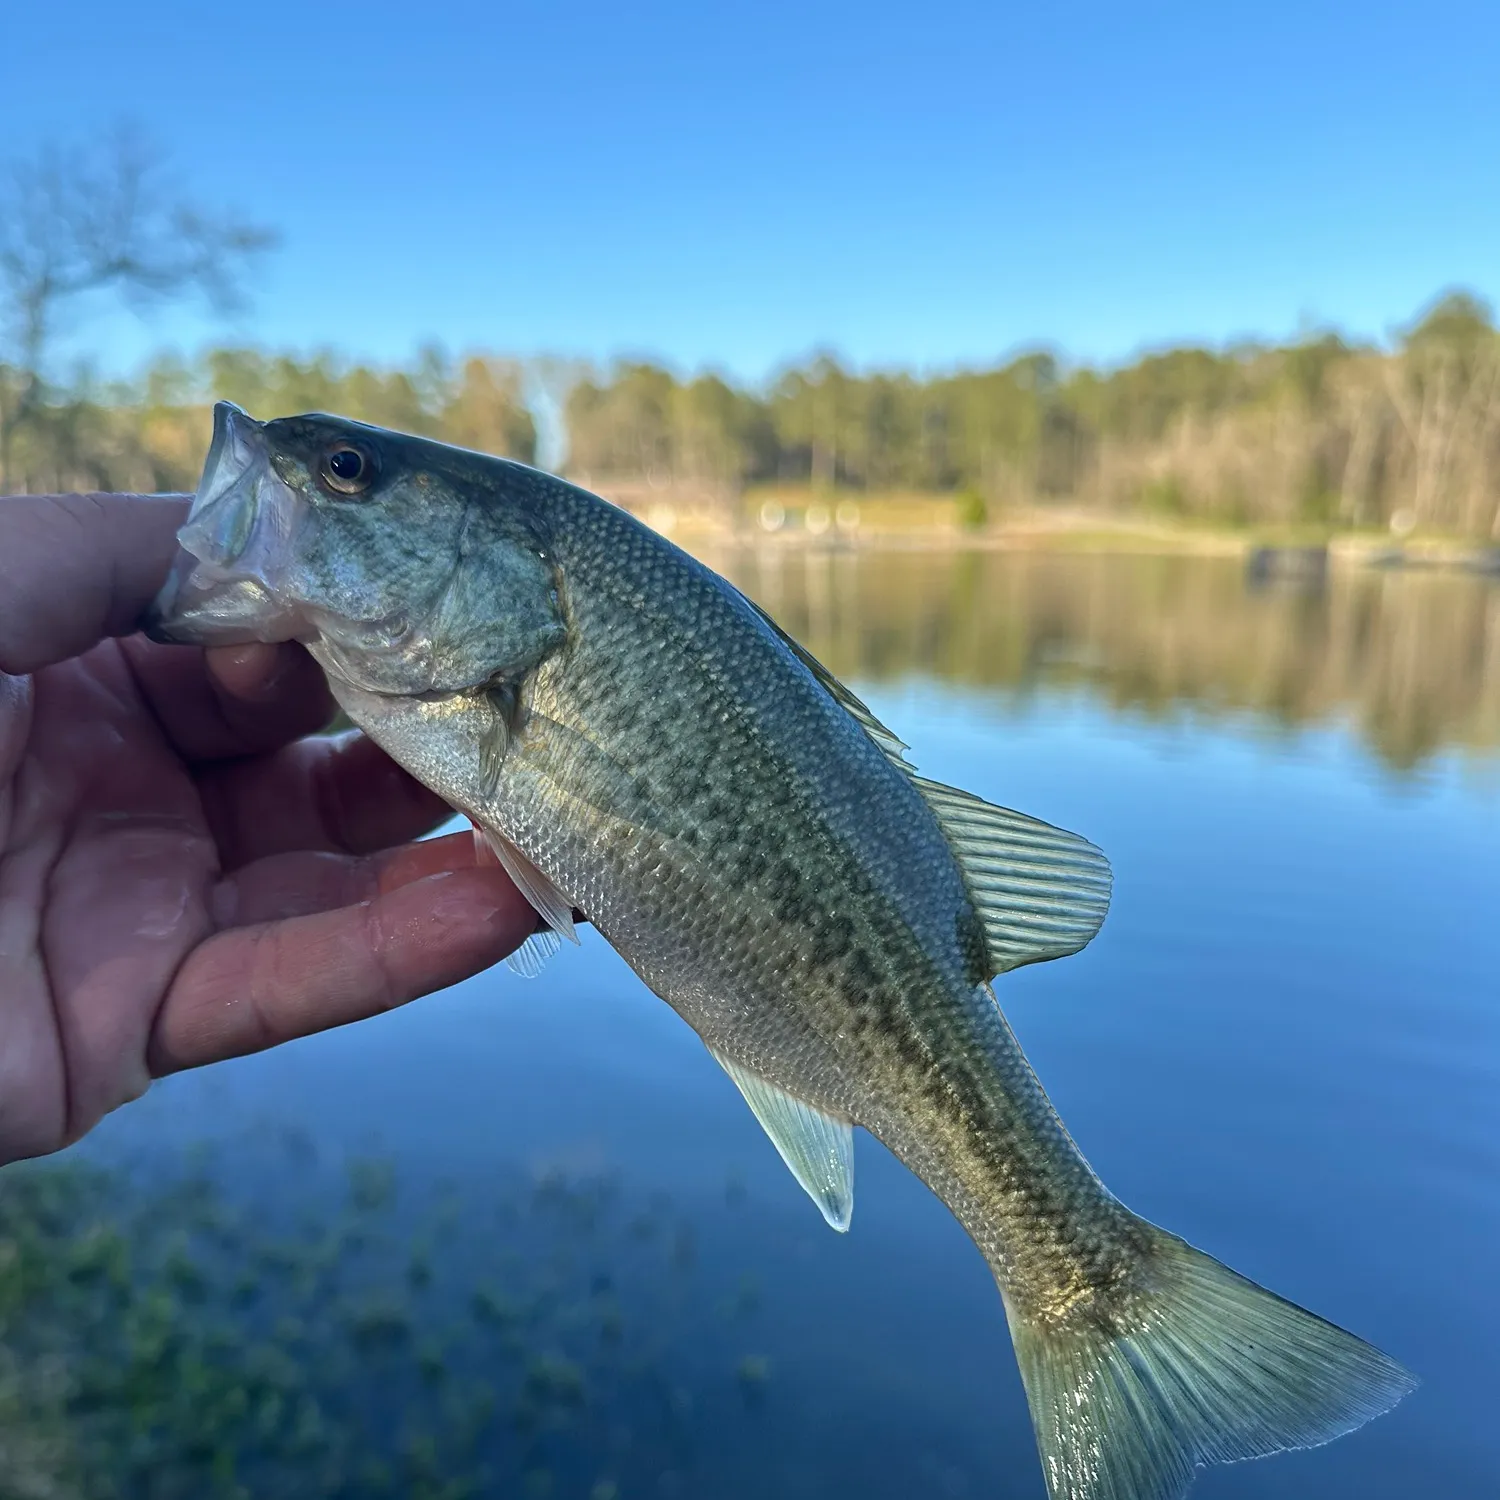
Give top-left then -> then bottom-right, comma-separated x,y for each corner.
2,0 -> 1498,385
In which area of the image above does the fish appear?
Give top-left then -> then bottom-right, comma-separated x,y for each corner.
145,402 -> 1415,1500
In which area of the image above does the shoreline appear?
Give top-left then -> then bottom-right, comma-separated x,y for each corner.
637,508 -> 1500,574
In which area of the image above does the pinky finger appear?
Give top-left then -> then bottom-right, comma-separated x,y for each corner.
147,866 -> 535,1075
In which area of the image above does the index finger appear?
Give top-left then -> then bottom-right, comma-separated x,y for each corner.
147,864 -> 534,1075
0,493 -> 190,675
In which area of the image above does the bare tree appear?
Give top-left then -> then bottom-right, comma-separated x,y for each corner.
0,126 -> 276,488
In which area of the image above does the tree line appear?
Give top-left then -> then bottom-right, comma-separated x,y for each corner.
564,293 -> 1500,538
4,135 -> 1498,535
0,349 -> 537,497
5,292 -> 1497,539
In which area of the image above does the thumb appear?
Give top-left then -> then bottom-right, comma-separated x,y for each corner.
0,492 -> 191,674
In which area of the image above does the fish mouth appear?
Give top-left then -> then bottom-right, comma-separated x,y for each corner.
143,401 -> 306,646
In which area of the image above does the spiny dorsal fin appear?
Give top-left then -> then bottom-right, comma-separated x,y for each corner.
742,596 -> 910,759
741,596 -> 1110,978
708,1047 -> 854,1232
911,776 -> 1112,976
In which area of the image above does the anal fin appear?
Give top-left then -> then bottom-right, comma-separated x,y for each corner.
708,1047 -> 854,1232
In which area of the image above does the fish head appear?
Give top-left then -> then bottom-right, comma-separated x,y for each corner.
145,402 -> 565,696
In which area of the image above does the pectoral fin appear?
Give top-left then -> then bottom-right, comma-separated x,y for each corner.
708,1048 -> 854,1232
911,777 -> 1112,976
479,722 -> 508,797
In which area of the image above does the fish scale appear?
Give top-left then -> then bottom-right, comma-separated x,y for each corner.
146,401 -> 1417,1500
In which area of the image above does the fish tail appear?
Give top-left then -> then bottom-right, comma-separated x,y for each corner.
1002,1220 -> 1416,1500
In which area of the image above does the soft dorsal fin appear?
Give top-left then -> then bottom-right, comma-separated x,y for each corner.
742,596 -> 910,759
911,776 -> 1112,975
708,1047 -> 854,1232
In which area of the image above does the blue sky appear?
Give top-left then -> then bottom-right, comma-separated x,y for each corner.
3,0 -> 1498,383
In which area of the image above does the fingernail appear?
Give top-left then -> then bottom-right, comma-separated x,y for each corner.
253,644 -> 299,695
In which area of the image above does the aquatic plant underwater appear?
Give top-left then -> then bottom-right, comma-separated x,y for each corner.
0,1138 -> 779,1500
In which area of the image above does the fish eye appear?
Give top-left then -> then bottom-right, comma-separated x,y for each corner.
319,443 -> 377,496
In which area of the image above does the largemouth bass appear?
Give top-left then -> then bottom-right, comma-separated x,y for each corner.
146,403 -> 1414,1500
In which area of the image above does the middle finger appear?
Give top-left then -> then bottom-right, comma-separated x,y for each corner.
197,730 -> 456,869
121,636 -> 334,761
211,832 -> 502,928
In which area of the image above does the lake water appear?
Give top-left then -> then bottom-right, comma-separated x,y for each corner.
14,549 -> 1500,1499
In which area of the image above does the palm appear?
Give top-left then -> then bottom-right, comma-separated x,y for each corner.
0,500 -> 532,1168
2,643 -> 218,1155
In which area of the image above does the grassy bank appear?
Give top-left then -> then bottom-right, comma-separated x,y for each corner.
598,483 -> 1500,571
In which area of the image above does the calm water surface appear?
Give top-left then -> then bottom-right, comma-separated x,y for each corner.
51,553 -> 1500,1495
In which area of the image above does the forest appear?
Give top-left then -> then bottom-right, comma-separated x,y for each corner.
3,135 -> 1497,536
564,291 -> 1500,538
4,292 -> 1498,539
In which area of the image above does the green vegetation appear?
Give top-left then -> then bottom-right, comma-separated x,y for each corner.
0,1148 -> 778,1499
2,137 -> 1498,538
3,293 -> 1497,542
0,349 -> 536,498
561,297 -> 1500,541
955,488 -> 989,530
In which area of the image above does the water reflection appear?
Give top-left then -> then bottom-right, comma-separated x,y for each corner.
711,547 -> 1500,770
4,549 -> 1496,1499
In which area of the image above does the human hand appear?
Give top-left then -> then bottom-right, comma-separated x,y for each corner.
0,492 -> 536,1166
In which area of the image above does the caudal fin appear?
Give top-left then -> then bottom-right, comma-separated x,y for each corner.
1006,1223 -> 1416,1500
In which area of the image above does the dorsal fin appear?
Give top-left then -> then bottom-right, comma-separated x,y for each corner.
740,596 -> 1110,978
911,776 -> 1112,975
742,595 -> 910,759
